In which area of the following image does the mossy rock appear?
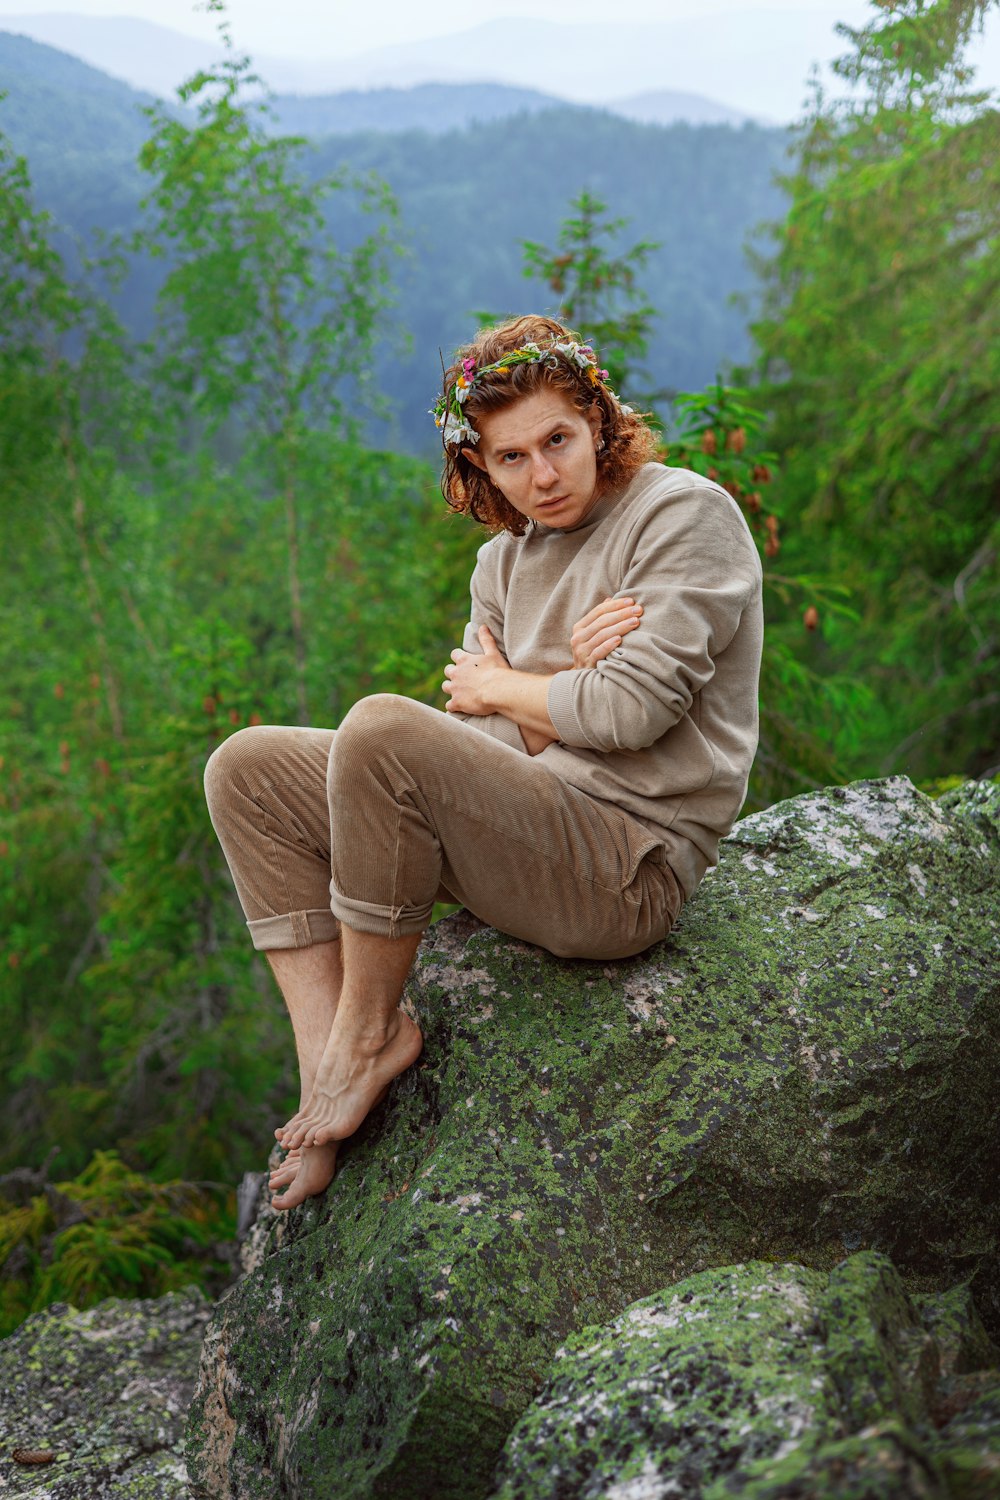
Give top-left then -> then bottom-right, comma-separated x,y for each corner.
0,1291 -> 211,1497
490,1252 -> 1000,1499
187,776 -> 1000,1499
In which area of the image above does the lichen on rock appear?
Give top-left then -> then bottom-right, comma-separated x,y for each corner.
489,1253 -> 1000,1499
186,776 -> 1000,1499
490,1259 -> 836,1498
0,1291 -> 211,1498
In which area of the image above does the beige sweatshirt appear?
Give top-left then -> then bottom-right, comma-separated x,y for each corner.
457,462 -> 764,899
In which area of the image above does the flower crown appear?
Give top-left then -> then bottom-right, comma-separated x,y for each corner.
431,339 -> 616,449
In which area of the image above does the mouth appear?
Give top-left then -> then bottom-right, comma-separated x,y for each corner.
535,495 -> 569,510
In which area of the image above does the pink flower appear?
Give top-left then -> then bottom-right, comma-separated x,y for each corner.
462,357 -> 477,380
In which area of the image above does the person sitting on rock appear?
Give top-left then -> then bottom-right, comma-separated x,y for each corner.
203,314 -> 764,1211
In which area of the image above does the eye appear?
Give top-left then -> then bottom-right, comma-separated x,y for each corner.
548,431 -> 567,446
500,451 -> 521,465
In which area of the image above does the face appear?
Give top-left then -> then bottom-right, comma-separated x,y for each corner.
464,388 -> 603,530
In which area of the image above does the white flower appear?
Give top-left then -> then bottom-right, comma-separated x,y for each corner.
443,414 -> 478,447
552,340 -> 594,370
455,383 -> 469,404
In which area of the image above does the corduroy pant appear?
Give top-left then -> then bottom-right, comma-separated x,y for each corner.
204,694 -> 683,961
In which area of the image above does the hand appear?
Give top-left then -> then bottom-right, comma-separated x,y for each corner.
443,625 -> 509,715
570,596 -> 642,668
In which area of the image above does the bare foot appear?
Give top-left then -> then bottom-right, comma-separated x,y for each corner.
268,1148 -> 303,1191
267,1075 -> 392,1209
270,1140 -> 339,1210
271,1083 -> 390,1162
277,1010 -> 422,1150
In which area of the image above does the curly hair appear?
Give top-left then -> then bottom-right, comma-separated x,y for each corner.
438,314 -> 656,536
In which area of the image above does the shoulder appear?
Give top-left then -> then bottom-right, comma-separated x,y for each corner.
622,462 -> 753,526
471,529 -> 519,599
474,529 -> 519,573
617,463 -> 762,577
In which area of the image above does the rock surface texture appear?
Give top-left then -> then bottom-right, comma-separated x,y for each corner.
0,1291 -> 211,1498
491,1251 -> 1000,1498
186,776 -> 1000,1499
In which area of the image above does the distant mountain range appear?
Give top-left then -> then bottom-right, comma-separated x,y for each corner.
0,30 -> 158,235
0,27 -> 762,136
611,90 -> 752,129
0,28 -> 790,457
264,84 -> 754,137
0,9 -> 865,121
3,9 -> 999,123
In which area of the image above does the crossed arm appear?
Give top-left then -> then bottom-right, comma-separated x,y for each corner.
442,596 -> 643,755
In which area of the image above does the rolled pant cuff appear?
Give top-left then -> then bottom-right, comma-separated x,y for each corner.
246,908 -> 341,951
329,890 -> 433,939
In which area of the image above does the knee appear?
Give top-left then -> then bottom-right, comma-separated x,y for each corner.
328,695 -> 433,790
336,693 -> 431,748
203,725 -> 281,819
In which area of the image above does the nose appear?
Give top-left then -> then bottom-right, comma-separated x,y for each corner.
531,451 -> 559,489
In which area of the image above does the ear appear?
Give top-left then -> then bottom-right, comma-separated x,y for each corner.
463,446 -> 487,473
586,403 -> 602,442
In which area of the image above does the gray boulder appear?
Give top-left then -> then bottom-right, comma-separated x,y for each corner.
186,776 -> 1000,1499
0,1291 -> 211,1498
490,1251 -> 1000,1498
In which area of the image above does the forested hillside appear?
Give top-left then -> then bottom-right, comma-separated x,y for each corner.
322,113 -> 786,452
0,29 -> 788,450
264,81 -> 572,135
0,0 -> 996,1333
0,30 -> 156,232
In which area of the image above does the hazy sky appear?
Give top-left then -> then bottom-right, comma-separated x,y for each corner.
0,0 -> 875,59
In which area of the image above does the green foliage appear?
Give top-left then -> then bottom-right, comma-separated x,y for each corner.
0,74 -> 479,1205
133,17 -> 400,725
519,189 -> 659,399
662,379 -> 861,808
135,29 -> 396,439
751,0 -> 1000,782
0,1150 -> 233,1338
1,119 -> 172,1178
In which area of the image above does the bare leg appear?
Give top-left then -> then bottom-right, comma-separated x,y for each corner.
264,942 -> 342,1207
277,927 -> 424,1154
268,941 -> 343,1101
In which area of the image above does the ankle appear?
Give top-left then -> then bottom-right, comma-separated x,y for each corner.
335,1010 -> 410,1050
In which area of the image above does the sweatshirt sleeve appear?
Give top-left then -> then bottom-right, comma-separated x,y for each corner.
450,541 -> 528,754
547,489 -> 762,754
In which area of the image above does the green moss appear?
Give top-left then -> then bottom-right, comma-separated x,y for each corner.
722,1423 -> 948,1499
491,1260 -> 836,1499
492,1254 -> 999,1499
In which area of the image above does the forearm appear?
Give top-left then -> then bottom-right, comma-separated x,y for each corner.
484,669 -> 559,742
519,724 -> 556,757
444,627 -> 559,753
